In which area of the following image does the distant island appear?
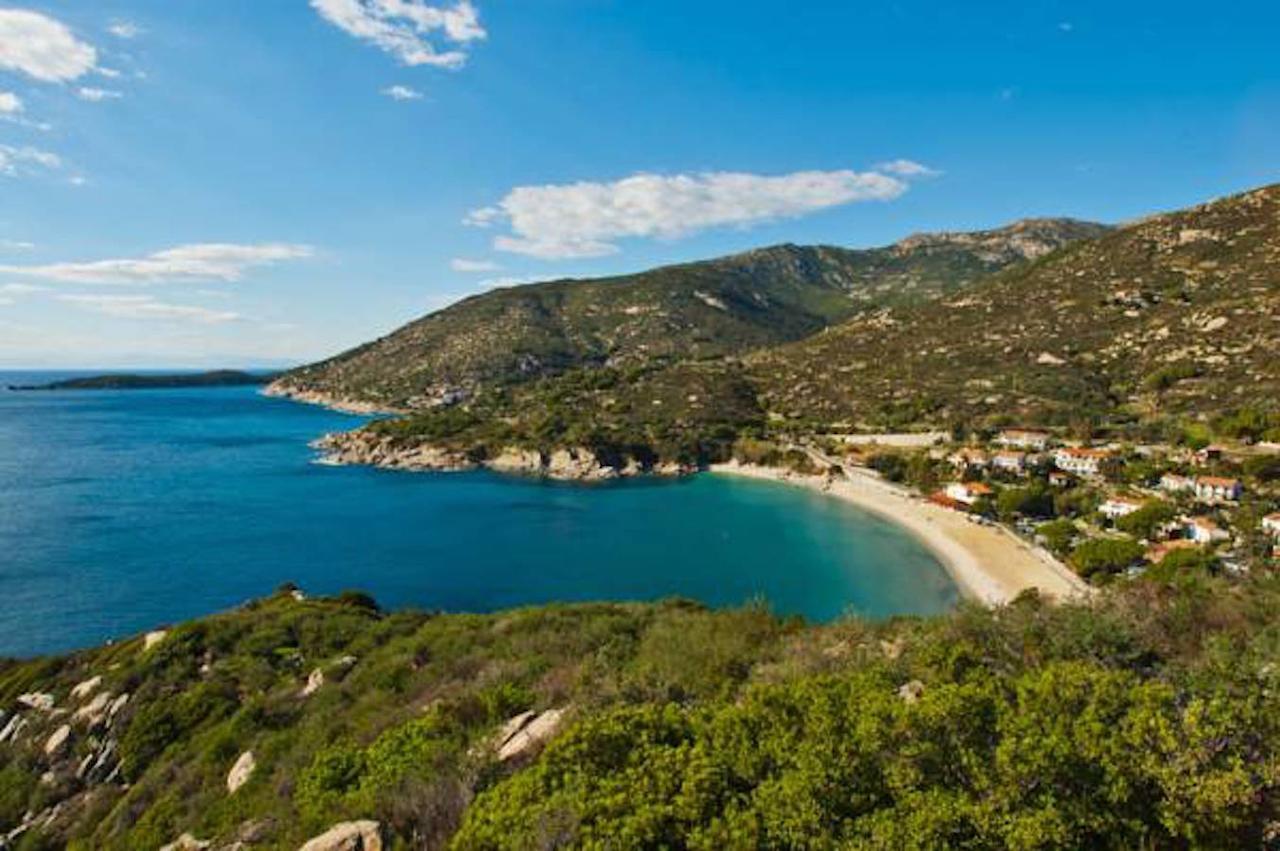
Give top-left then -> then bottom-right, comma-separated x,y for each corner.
8,369 -> 278,391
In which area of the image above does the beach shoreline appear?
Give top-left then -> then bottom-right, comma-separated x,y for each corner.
710,460 -> 1090,606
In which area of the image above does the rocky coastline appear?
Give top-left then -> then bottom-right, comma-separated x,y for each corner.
261,380 -> 406,416
312,429 -> 695,482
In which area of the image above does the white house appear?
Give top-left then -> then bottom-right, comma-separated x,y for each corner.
1182,516 -> 1229,544
948,448 -> 990,469
996,429 -> 1052,451
1054,447 -> 1112,477
992,451 -> 1028,474
1159,473 -> 1195,494
1099,497 -> 1144,521
1263,513 -> 1280,538
944,481 -> 994,506
1193,476 -> 1243,503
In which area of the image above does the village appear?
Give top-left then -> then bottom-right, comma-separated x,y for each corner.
824,427 -> 1280,583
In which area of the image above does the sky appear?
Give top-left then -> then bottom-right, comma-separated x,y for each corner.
0,1 -> 1276,368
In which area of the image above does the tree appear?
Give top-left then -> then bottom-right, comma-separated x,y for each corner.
1115,500 -> 1176,540
1037,519 -> 1078,555
1069,537 -> 1144,580
997,486 -> 1055,521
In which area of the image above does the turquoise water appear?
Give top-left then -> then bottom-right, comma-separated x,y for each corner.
0,372 -> 958,657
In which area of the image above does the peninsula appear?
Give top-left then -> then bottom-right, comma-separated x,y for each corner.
9,369 -> 276,392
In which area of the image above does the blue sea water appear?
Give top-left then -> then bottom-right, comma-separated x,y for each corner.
0,372 -> 958,657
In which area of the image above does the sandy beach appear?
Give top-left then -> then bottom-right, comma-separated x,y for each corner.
710,461 -> 1090,606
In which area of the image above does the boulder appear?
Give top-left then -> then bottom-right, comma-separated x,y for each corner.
227,750 -> 256,794
18,692 -> 55,712
301,668 -> 325,697
71,675 -> 103,700
44,724 -> 72,756
496,708 -> 568,762
298,820 -> 384,851
897,680 -> 926,704
74,691 -> 114,727
144,630 -> 168,651
0,713 -> 28,743
159,833 -> 211,851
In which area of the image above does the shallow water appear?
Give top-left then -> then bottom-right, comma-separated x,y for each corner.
0,372 -> 958,657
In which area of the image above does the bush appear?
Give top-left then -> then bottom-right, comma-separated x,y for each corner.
1115,500 -> 1176,540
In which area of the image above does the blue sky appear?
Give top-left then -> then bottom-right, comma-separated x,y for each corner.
0,0 -> 1276,367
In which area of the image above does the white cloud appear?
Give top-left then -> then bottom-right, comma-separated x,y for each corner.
875,159 -> 942,178
0,243 -> 313,285
468,168 -> 912,259
0,91 -> 22,113
381,84 -> 423,100
107,21 -> 141,39
0,282 -> 45,293
311,0 -> 485,69
450,257 -> 500,272
76,87 -> 123,102
57,294 -> 240,324
98,66 -> 122,79
0,241 -> 36,252
0,9 -> 98,82
0,144 -> 61,177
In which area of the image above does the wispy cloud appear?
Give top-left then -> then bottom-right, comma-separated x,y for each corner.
57,294 -> 241,324
0,240 -> 36,252
107,21 -> 141,39
0,243 -> 313,285
0,9 -> 99,82
0,144 -> 61,177
76,87 -> 123,102
466,167 -> 923,259
0,282 -> 45,293
0,91 -> 22,113
311,0 -> 485,69
875,159 -> 942,178
450,257 -> 500,272
381,84 -> 423,101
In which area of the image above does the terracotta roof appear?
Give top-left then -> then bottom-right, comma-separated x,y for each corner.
1059,447 -> 1111,458
1196,476 -> 1241,488
966,483 -> 995,495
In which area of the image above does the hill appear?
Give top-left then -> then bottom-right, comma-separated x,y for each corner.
7,370 -> 275,392
270,219 -> 1106,410
1,579 -> 1276,849
751,184 -> 1280,432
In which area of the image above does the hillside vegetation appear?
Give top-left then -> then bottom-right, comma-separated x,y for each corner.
1,576 -> 1277,849
752,184 -> 1280,431
273,220 -> 1105,409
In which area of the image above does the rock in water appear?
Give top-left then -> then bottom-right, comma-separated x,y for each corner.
227,750 -> 256,794
298,820 -> 384,851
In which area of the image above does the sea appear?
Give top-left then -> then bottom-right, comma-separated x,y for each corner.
0,371 -> 958,657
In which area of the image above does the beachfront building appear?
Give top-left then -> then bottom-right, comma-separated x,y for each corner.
1054,447 -> 1112,478
1182,516 -> 1229,544
1263,513 -> 1280,538
1159,473 -> 1196,494
1099,497 -> 1144,521
996,429 -> 1052,451
948,447 -> 990,469
944,481 -> 994,506
1194,476 -> 1243,503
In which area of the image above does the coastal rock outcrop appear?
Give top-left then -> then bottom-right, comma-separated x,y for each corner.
494,707 -> 568,762
315,430 -> 695,482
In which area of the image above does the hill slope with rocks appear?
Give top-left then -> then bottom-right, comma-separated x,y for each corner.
750,183 -> 1279,431
270,219 -> 1107,410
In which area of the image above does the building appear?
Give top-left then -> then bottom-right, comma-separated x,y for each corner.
1263,513 -> 1280,538
948,447 -> 990,469
1182,515 -> 1229,544
1194,445 -> 1225,465
1099,497 -> 1144,521
1159,473 -> 1195,494
991,451 -> 1028,474
1054,447 -> 1112,477
1048,471 -> 1072,487
1193,476 -> 1243,503
996,429 -> 1052,451
944,481 -> 994,506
